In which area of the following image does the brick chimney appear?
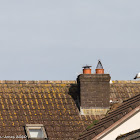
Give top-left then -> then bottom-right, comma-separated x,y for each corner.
77,61 -> 111,115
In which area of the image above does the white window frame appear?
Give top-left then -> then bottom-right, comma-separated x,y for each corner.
25,124 -> 47,139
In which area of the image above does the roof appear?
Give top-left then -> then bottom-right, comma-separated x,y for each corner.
116,128 -> 140,140
77,93 -> 140,140
110,80 -> 140,102
0,80 -> 139,140
0,80 -> 102,140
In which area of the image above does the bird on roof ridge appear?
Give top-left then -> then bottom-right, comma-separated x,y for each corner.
134,72 -> 140,79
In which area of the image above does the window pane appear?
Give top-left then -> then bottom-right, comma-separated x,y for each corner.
29,129 -> 44,138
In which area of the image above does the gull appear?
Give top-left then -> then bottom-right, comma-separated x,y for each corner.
134,73 -> 140,79
110,80 -> 113,84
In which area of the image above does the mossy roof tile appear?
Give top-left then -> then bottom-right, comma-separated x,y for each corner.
0,80 -> 139,139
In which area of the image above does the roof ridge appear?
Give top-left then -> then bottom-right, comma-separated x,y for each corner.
112,80 -> 140,83
0,80 -> 77,84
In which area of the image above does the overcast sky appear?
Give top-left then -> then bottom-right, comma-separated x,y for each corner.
0,0 -> 140,80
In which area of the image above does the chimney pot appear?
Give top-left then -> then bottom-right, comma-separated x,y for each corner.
82,65 -> 92,74
96,60 -> 104,74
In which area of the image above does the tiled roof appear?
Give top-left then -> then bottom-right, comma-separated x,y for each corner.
110,80 -> 140,102
77,93 -> 140,140
0,80 -> 139,140
116,128 -> 140,140
0,81 -> 103,140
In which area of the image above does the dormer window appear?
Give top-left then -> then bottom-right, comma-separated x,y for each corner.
25,124 -> 47,139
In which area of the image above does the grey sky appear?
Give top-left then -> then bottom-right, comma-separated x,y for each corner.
0,1 -> 140,80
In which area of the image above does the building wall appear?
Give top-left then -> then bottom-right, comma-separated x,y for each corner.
99,111 -> 140,140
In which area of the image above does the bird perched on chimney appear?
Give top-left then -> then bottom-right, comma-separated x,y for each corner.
134,73 -> 140,79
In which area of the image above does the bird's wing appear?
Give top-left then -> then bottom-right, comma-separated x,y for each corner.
134,74 -> 138,79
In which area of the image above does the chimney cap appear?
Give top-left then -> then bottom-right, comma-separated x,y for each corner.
82,65 -> 92,69
96,60 -> 103,69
